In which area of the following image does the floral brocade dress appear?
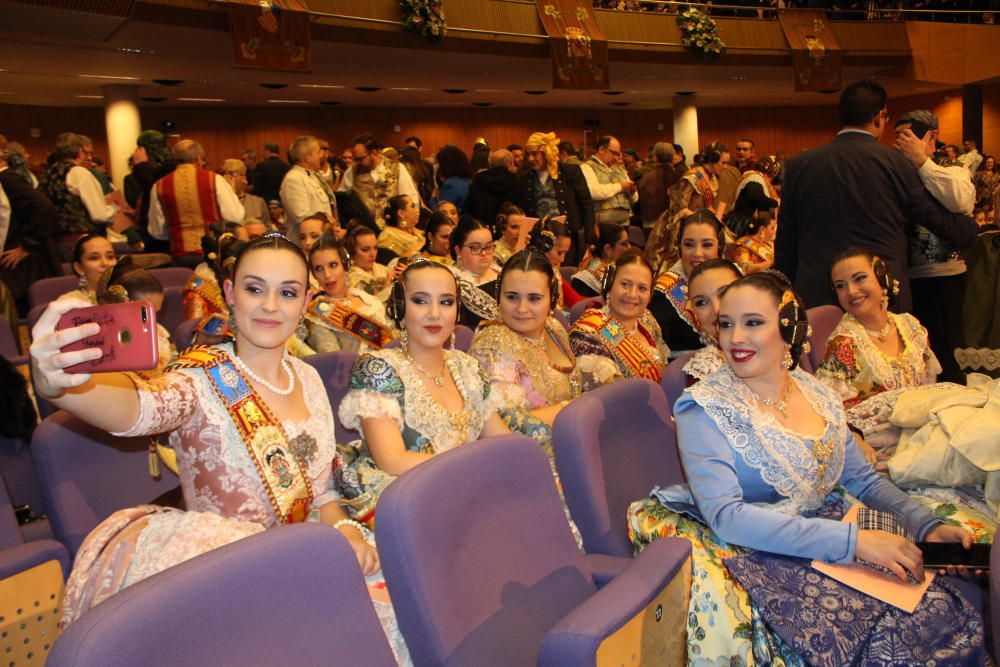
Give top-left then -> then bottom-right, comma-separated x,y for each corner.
334,348 -> 498,526
627,366 -> 995,666
57,343 -> 411,664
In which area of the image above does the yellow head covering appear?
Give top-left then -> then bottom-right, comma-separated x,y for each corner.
525,131 -> 560,180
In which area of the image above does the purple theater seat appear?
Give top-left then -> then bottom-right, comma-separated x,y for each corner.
28,276 -> 77,311
31,411 -> 179,557
992,540 -> 999,661
806,304 -> 843,370
156,285 -> 185,344
148,266 -> 193,289
568,297 -> 603,325
376,434 -> 691,666
551,310 -> 570,332
627,225 -> 645,248
301,351 -> 360,444
0,433 -> 46,519
552,378 -> 684,557
660,351 -> 695,418
0,315 -> 20,359
27,301 -> 47,336
172,317 -> 199,352
47,524 -> 396,667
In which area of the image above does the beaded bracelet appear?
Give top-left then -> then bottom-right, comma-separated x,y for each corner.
332,518 -> 367,538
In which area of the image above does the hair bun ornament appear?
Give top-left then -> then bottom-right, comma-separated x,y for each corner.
533,230 -> 556,254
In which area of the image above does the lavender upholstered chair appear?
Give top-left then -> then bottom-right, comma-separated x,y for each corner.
568,297 -> 603,325
376,434 -> 692,667
805,304 -> 843,371
28,276 -> 77,310
992,540 -> 1000,661
627,225 -> 646,249
148,266 -> 193,289
553,378 -> 684,558
31,411 -> 179,557
156,285 -> 186,344
0,432 -> 46,520
559,266 -> 577,283
0,478 -> 69,666
47,524 -> 397,667
660,351 -> 695,418
172,317 -> 199,352
302,351 -> 360,444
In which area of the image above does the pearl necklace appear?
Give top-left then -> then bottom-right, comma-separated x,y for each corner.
231,350 -> 296,396
520,332 -> 546,348
403,347 -> 447,387
863,319 -> 892,342
746,378 -> 791,417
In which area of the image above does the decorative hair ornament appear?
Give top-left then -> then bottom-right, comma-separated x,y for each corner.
262,231 -> 291,241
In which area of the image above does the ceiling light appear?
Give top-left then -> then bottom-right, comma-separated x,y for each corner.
731,75 -> 747,81
443,89 -> 467,94
267,99 -> 308,103
472,102 -> 493,107
76,95 -> 104,99
153,79 -> 184,86
320,101 -> 342,106
610,102 -> 630,106
355,86 -> 381,92
177,97 -> 225,102
78,74 -> 140,80
260,83 -> 288,89
524,90 -> 547,95
602,90 -> 625,95
141,96 -> 167,102
390,87 -> 431,92
300,84 -> 344,89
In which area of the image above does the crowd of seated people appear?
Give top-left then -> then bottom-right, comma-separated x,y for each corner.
2,77 -> 999,665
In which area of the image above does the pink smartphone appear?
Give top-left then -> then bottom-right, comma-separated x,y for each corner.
56,301 -> 160,374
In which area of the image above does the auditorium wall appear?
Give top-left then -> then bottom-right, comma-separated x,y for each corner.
0,88 -> 968,180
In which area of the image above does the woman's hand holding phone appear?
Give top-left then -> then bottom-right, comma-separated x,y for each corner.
29,298 -> 103,400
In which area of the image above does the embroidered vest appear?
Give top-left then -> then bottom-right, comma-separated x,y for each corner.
586,156 -> 631,212
166,346 -> 313,523
40,161 -> 93,234
574,309 -> 664,382
156,164 -> 222,255
352,159 -> 401,225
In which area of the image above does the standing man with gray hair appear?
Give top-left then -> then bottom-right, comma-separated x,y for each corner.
148,139 -> 244,266
279,135 -> 338,244
638,142 -> 680,230
580,135 -> 636,225
894,109 -> 975,382
39,132 -> 118,241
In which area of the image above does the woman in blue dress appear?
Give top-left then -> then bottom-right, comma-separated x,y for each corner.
628,271 -> 991,666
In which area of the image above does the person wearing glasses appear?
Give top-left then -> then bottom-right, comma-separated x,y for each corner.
337,133 -> 420,224
775,79 -> 977,312
580,135 -> 637,226
449,217 -> 501,329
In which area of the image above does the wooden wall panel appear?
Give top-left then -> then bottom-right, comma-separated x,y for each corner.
0,91 -> 971,182
981,85 -> 1000,159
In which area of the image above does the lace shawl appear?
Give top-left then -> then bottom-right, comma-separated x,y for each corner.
689,366 -> 848,514
683,345 -> 726,381
469,318 -> 580,409
339,347 -> 494,454
450,267 -> 501,322
111,343 -> 342,526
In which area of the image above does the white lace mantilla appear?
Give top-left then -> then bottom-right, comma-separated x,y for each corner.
683,346 -> 726,381
690,366 -> 847,514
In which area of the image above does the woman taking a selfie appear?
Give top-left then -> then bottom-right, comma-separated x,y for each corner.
31,233 -> 408,663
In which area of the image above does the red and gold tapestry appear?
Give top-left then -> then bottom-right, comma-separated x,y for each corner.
227,0 -> 311,72
778,10 -> 842,93
535,0 -> 610,90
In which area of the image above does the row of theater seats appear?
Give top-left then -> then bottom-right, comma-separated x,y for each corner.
2,363 -> 999,664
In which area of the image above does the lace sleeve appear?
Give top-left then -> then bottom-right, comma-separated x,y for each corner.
814,335 -> 861,403
469,346 -> 527,410
109,370 -> 199,437
338,354 -> 405,432
576,353 -> 621,390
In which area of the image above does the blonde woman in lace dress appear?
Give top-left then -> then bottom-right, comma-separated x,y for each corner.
335,260 -> 509,526
30,234 -> 411,663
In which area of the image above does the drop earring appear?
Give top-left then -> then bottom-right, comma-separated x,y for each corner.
78,273 -> 87,290
227,308 -> 238,334
400,327 -> 409,351
449,330 -> 457,350
880,288 -> 889,310
781,343 -> 793,370
296,314 -> 308,340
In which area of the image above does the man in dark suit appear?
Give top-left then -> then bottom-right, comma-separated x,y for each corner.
776,80 -> 978,312
464,149 -> 527,230
521,132 -> 595,266
251,143 -> 290,204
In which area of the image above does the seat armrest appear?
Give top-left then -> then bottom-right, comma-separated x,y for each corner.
538,538 -> 691,667
0,540 -> 70,580
583,553 -> 630,589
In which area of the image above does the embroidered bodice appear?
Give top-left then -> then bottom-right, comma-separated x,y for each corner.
111,343 -> 341,527
816,312 -> 941,408
469,318 -> 580,409
338,347 -> 496,455
182,263 -> 225,321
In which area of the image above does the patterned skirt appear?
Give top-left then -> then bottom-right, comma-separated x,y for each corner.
627,495 -> 996,667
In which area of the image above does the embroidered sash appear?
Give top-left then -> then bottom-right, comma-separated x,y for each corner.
167,346 -> 313,523
195,312 -> 232,338
574,309 -> 663,382
184,274 -> 226,315
683,168 -> 715,210
308,297 -> 392,349
654,270 -> 697,331
736,236 -> 774,262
